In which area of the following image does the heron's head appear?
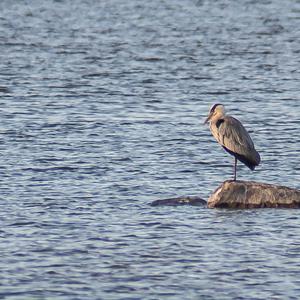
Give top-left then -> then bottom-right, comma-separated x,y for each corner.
204,104 -> 225,124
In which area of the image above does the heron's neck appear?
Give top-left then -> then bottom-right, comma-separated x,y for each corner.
211,112 -> 226,122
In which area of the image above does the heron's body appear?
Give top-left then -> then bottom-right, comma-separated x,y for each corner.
205,104 -> 260,180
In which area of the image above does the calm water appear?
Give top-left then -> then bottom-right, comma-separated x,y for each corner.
0,0 -> 300,299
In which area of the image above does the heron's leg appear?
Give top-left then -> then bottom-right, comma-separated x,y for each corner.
233,157 -> 237,181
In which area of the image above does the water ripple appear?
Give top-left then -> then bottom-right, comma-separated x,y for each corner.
0,0 -> 299,299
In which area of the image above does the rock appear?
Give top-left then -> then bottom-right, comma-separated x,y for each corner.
150,196 -> 207,207
208,180 -> 300,209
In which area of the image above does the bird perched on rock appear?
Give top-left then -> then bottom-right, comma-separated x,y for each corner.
204,104 -> 260,181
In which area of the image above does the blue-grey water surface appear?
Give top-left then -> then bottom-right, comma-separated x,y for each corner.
0,0 -> 300,299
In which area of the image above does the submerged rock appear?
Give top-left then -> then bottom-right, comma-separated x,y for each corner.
150,196 -> 207,207
208,180 -> 300,209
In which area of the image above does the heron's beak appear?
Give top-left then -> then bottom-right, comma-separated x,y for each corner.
204,112 -> 213,124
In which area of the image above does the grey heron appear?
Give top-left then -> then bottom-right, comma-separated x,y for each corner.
204,104 -> 260,181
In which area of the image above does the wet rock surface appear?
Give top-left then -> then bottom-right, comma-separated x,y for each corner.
208,181 -> 300,209
150,196 -> 207,206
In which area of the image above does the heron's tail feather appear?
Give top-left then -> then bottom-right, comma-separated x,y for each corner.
223,146 -> 260,171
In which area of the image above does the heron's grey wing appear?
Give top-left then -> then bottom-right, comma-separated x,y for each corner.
218,116 -> 255,156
